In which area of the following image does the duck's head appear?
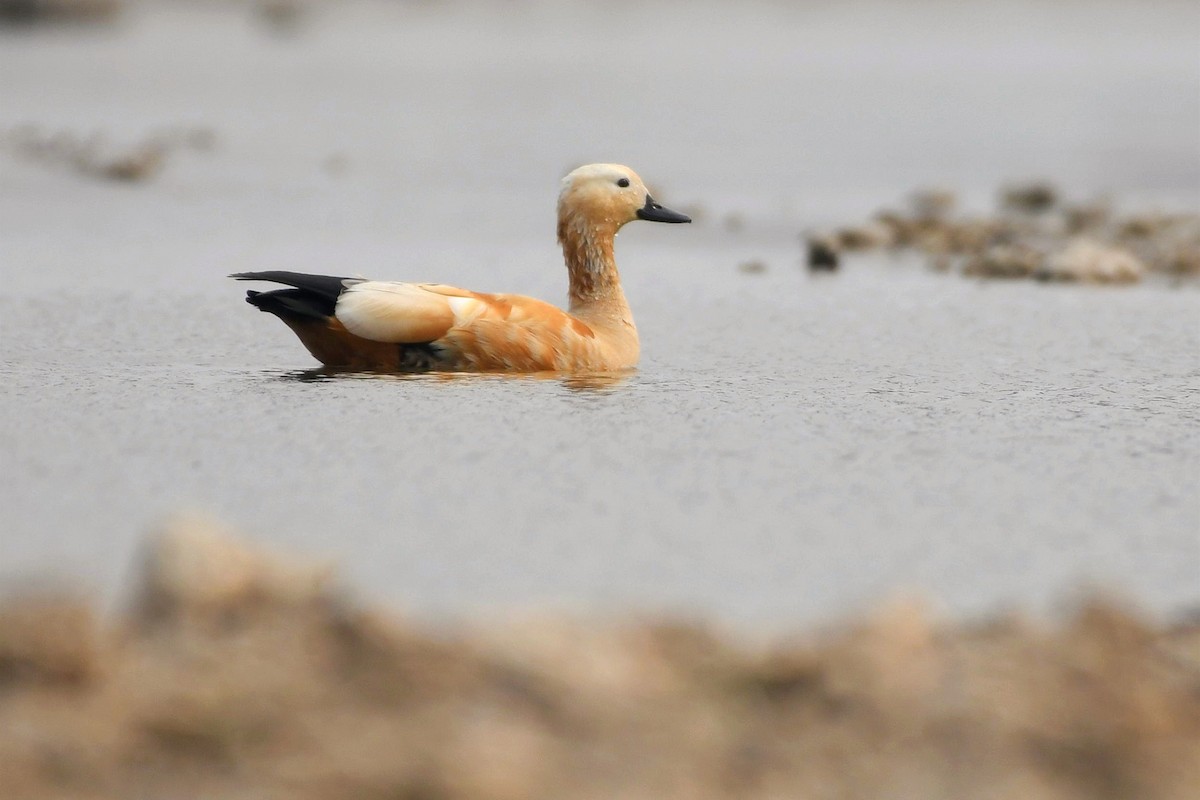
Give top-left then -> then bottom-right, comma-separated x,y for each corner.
558,164 -> 691,231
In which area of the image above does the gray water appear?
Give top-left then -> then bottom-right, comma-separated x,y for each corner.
2,0 -> 1198,626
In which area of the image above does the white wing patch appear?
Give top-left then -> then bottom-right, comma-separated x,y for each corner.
335,281 -> 455,343
446,295 -> 489,325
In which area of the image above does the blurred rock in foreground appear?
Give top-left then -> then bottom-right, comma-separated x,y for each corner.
1,516 -> 1198,800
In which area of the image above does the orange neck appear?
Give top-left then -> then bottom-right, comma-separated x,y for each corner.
558,210 -> 630,312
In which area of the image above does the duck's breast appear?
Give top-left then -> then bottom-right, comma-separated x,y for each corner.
439,294 -> 610,371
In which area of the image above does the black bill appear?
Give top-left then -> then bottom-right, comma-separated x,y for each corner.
636,195 -> 692,223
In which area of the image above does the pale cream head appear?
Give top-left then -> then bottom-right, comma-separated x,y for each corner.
558,163 -> 691,230
559,163 -> 650,229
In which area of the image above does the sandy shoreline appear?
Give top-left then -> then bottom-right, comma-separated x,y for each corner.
2,516 -> 1199,799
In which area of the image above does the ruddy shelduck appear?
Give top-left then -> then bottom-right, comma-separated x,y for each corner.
232,164 -> 690,372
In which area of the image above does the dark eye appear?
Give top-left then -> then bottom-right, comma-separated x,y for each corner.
617,178 -> 630,188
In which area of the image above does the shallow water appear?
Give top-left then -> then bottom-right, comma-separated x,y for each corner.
1,1 -> 1198,626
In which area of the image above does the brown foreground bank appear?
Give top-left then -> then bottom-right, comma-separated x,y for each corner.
2,517 -> 1198,800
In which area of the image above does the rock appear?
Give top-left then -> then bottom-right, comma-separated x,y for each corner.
0,594 -> 101,684
437,714 -> 557,800
97,142 -> 166,182
1064,201 -> 1111,234
0,0 -> 119,24
963,243 -> 1045,278
910,225 -> 954,257
823,595 -> 941,703
2,125 -> 215,183
1037,239 -> 1144,283
1155,243 -> 1200,277
256,0 -> 305,34
135,513 -> 335,623
908,187 -> 957,221
1119,214 -> 1171,238
875,210 -> 920,246
944,218 -> 1013,254
806,235 -> 840,271
835,221 -> 894,251
1001,181 -> 1059,213
1116,214 -> 1200,277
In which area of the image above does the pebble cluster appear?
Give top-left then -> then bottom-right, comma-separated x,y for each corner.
0,125 -> 216,182
808,184 -> 1200,284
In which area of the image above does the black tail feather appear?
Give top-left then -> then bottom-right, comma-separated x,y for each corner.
232,271 -> 357,321
245,288 -> 334,320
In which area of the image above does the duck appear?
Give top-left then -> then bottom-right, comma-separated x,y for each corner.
231,164 -> 690,372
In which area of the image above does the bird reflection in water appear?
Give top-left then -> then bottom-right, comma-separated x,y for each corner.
276,368 -> 630,393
